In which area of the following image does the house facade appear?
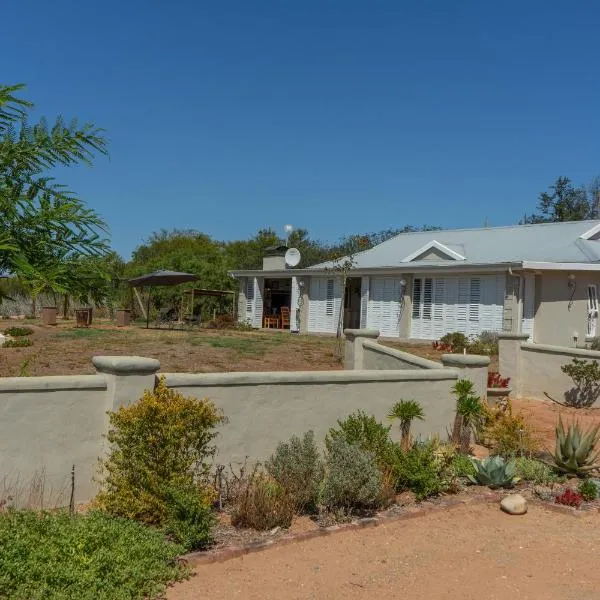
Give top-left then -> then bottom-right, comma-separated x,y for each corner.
230,221 -> 600,347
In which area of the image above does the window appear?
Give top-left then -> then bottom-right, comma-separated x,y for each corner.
326,279 -> 334,316
423,278 -> 433,319
412,278 -> 422,318
246,279 -> 254,313
469,278 -> 481,322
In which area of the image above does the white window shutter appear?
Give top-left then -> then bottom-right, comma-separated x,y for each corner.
360,276 -> 369,328
252,277 -> 263,328
290,276 -> 300,331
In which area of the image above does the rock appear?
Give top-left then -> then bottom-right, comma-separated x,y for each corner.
500,494 -> 528,515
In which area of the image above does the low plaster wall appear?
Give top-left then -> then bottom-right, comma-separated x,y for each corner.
362,339 -> 442,371
0,376 -> 108,505
163,369 -> 459,467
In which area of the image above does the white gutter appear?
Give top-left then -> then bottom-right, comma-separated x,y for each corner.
522,261 -> 600,271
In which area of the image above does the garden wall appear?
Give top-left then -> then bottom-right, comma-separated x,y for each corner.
498,333 -> 600,405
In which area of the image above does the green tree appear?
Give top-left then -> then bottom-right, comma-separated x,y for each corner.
524,176 -> 593,223
0,83 -> 110,309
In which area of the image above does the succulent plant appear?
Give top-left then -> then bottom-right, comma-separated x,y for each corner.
467,455 -> 519,489
549,419 -> 600,476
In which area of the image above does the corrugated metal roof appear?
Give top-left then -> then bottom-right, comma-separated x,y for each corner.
310,220 -> 600,269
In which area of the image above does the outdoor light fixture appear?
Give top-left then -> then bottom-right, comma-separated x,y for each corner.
568,274 -> 577,310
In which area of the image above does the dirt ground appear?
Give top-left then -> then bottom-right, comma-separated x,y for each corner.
168,502 -> 600,600
0,319 -> 465,377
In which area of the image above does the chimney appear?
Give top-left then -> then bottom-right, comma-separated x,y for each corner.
262,245 -> 288,271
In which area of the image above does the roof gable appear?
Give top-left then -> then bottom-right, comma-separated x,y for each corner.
401,240 -> 465,263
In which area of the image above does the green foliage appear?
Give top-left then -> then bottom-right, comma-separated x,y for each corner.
440,332 -> 468,352
96,378 -> 224,533
466,331 -> 499,355
0,509 -> 186,600
320,437 -> 382,512
513,457 -> 558,485
549,418 -> 600,476
230,468 -> 295,530
388,399 -> 425,450
524,176 -> 593,224
482,401 -> 540,458
451,453 -> 477,478
265,431 -> 324,512
326,410 -> 395,472
561,358 -> 600,408
3,338 -> 33,348
163,485 -> 215,550
451,379 -> 484,453
3,326 -> 32,336
578,479 -> 598,502
395,440 -> 458,500
468,456 -> 518,488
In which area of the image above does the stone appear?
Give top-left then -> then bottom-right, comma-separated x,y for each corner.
500,494 -> 528,515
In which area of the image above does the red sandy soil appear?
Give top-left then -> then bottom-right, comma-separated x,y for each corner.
168,501 -> 600,600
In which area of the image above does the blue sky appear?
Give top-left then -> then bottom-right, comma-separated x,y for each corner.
3,1 -> 600,259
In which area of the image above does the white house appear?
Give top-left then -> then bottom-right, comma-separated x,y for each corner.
230,221 -> 600,347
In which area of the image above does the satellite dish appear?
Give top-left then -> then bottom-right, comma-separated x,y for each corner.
285,247 -> 301,267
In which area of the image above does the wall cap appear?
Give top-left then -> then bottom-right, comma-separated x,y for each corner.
162,368 -> 458,388
441,354 -> 491,367
344,329 -> 380,340
497,333 -> 530,340
0,375 -> 107,392
92,356 -> 161,375
362,339 -> 442,370
521,343 -> 600,359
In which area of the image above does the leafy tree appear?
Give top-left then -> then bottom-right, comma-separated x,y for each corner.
0,83 -> 110,310
524,176 -> 593,223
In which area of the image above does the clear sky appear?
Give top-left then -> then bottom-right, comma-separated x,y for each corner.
3,1 -> 599,259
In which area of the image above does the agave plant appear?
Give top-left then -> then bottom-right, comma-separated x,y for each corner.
388,399 -> 425,450
468,455 -> 519,489
549,419 -> 600,476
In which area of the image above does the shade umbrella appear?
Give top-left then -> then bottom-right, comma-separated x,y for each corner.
128,270 -> 198,328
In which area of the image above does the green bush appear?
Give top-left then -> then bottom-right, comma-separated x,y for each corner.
3,326 -> 33,337
3,338 -> 33,348
451,453 -> 477,478
0,509 -> 186,600
265,431 -> 324,512
321,437 -> 382,512
561,358 -> 600,408
326,410 -> 395,472
513,457 -> 558,485
396,440 -> 456,500
95,378 -> 224,547
163,485 -> 215,550
231,468 -> 295,530
578,479 -> 598,502
440,332 -> 468,352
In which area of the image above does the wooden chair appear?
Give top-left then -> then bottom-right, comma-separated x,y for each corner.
280,306 -> 290,329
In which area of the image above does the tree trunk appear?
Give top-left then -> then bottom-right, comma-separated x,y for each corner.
63,295 -> 69,319
31,296 -> 36,318
451,414 -> 463,446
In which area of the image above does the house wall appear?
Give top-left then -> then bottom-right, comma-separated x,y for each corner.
534,272 -> 600,346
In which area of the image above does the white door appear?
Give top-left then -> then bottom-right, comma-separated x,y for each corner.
411,275 -> 505,340
308,277 -> 341,333
588,285 -> 598,337
521,273 -> 535,342
367,278 -> 402,337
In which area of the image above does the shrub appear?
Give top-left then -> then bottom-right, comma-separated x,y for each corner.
95,378 -> 224,543
481,400 -> 539,458
514,457 -> 558,485
561,358 -> 600,408
163,485 -> 215,550
451,379 -> 484,453
440,332 -> 468,353
388,400 -> 425,451
555,488 -> 583,507
488,372 -> 510,389
467,331 -> 499,356
265,431 -> 324,513
590,337 -> 600,351
396,439 -> 457,500
3,338 -> 33,348
578,479 -> 598,502
326,410 -> 395,472
0,509 -> 186,600
549,418 -> 600,476
230,468 -> 295,530
320,437 -> 382,512
3,326 -> 33,337
451,453 -> 477,478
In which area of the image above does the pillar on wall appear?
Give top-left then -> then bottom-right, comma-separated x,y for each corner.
92,356 -> 161,412
440,354 -> 490,401
497,333 -> 529,397
343,328 -> 380,370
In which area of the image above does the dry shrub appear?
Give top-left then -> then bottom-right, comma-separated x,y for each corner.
0,469 -> 67,511
230,466 -> 295,530
481,400 -> 540,457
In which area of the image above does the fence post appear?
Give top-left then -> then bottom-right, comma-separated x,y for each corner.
92,356 -> 160,411
497,333 -> 529,398
343,329 -> 380,370
441,354 -> 490,401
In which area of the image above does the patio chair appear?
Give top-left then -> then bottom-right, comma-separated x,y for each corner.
280,306 -> 290,329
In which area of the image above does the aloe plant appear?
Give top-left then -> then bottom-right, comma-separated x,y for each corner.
388,399 -> 425,450
549,419 -> 600,476
468,456 -> 518,489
